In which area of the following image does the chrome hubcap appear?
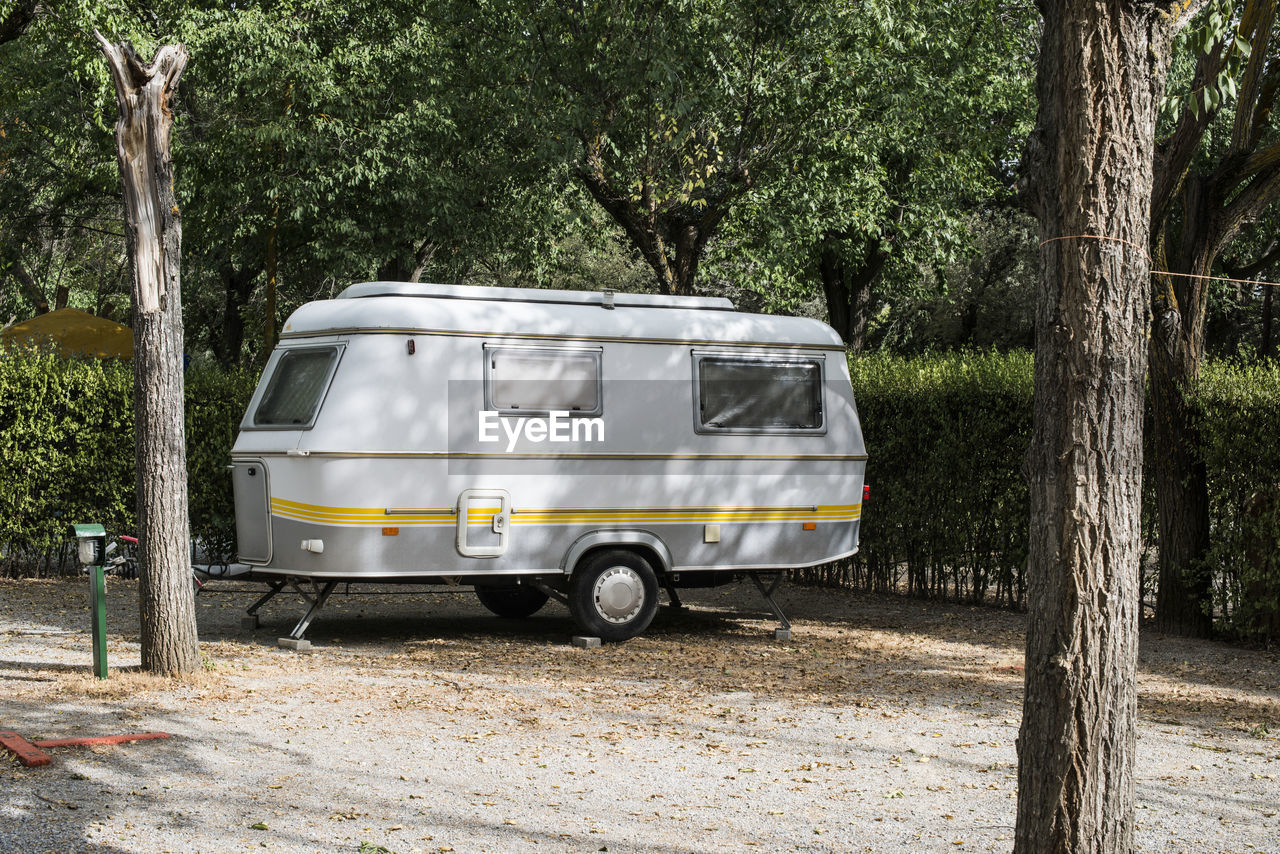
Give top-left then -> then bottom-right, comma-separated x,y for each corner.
592,565 -> 644,624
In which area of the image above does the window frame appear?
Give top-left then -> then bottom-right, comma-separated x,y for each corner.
691,350 -> 828,436
482,343 -> 604,418
246,343 -> 345,431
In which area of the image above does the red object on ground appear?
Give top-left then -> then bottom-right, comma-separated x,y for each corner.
1,730 -> 170,767
0,731 -> 51,766
33,732 -> 170,748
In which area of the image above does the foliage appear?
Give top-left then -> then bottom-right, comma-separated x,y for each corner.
0,352 -> 258,576
787,352 -> 1280,642
457,0 -> 874,295
870,208 -> 1038,353
1199,359 -> 1280,641
794,350 -> 1035,608
185,363 -> 261,563
0,350 -> 134,575
717,0 -> 1038,333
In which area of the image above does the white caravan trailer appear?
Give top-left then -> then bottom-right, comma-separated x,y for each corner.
230,282 -> 867,641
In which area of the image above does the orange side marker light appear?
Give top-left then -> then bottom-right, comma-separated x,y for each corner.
802,522 -> 817,531
382,527 -> 399,536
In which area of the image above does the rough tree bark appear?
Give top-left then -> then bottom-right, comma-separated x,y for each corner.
1015,1 -> 1204,851
97,33 -> 200,677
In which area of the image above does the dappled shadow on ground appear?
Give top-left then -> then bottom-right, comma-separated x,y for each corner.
3,577 -> 1278,730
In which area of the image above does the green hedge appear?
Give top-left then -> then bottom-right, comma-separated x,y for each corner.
0,354 -> 257,576
793,351 -> 1034,608
3,349 -> 1277,641
1199,361 -> 1280,641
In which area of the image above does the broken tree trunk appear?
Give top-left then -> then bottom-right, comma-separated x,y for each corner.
96,33 -> 200,677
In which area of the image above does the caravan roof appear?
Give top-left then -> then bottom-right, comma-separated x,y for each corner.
279,282 -> 845,349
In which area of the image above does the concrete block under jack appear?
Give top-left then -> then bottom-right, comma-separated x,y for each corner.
572,635 -> 602,649
774,628 -> 792,642
241,614 -> 260,630
277,637 -> 312,652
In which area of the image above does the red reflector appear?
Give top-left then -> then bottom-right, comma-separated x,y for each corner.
863,484 -> 870,501
382,527 -> 399,536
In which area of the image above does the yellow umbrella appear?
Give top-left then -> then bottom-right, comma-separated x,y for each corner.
1,307 -> 133,360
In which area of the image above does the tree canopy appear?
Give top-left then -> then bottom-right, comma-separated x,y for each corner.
1,0 -> 1053,362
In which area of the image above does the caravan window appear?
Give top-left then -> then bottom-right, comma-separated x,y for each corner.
253,346 -> 341,428
694,354 -> 825,433
484,344 -> 603,415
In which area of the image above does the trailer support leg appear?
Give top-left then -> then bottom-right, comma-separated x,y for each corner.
532,579 -> 569,607
242,579 -> 286,629
664,581 -> 684,610
748,572 -> 792,640
286,579 -> 338,641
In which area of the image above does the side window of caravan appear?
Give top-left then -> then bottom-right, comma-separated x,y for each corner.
484,345 -> 603,415
694,354 -> 825,433
253,346 -> 342,428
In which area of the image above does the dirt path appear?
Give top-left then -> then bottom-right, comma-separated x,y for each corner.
1,577 -> 1277,853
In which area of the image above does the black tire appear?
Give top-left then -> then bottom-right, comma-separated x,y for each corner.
569,549 -> 659,642
474,584 -> 550,619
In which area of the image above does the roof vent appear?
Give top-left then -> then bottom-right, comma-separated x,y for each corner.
601,289 -> 615,310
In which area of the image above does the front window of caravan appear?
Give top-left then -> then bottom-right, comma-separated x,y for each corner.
695,355 -> 825,432
253,346 -> 341,427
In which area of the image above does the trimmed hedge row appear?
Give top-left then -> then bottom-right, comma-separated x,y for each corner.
793,351 -> 1280,641
1199,361 -> 1280,641
0,354 -> 257,576
793,351 -> 1034,609
2,350 -> 1277,640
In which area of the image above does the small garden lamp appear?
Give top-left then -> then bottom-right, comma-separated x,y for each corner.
70,523 -> 109,679
71,524 -> 106,567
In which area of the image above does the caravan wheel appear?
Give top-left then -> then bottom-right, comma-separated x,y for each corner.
569,550 -> 659,642
474,584 -> 550,619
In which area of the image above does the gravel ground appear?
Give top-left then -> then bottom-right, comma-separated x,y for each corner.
1,576 -> 1278,854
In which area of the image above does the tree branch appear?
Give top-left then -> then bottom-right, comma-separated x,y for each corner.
1153,39 -> 1227,224
1229,0 -> 1275,156
1216,166 -> 1280,248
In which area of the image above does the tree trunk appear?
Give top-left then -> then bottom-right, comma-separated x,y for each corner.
264,215 -> 278,359
818,237 -> 884,353
213,264 -> 259,367
1015,2 -> 1193,850
97,33 -> 200,677
577,154 -> 736,296
1146,0 -> 1280,636
1150,244 -> 1214,636
377,238 -> 438,283
1149,168 -> 1217,637
1149,349 -> 1214,635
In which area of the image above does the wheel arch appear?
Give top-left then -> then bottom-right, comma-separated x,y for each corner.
561,530 -> 672,579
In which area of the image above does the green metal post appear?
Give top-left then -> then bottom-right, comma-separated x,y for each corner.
72,524 -> 108,679
90,563 -> 107,679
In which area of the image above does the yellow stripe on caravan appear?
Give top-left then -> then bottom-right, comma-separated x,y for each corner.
270,498 -> 456,526
270,499 -> 861,527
